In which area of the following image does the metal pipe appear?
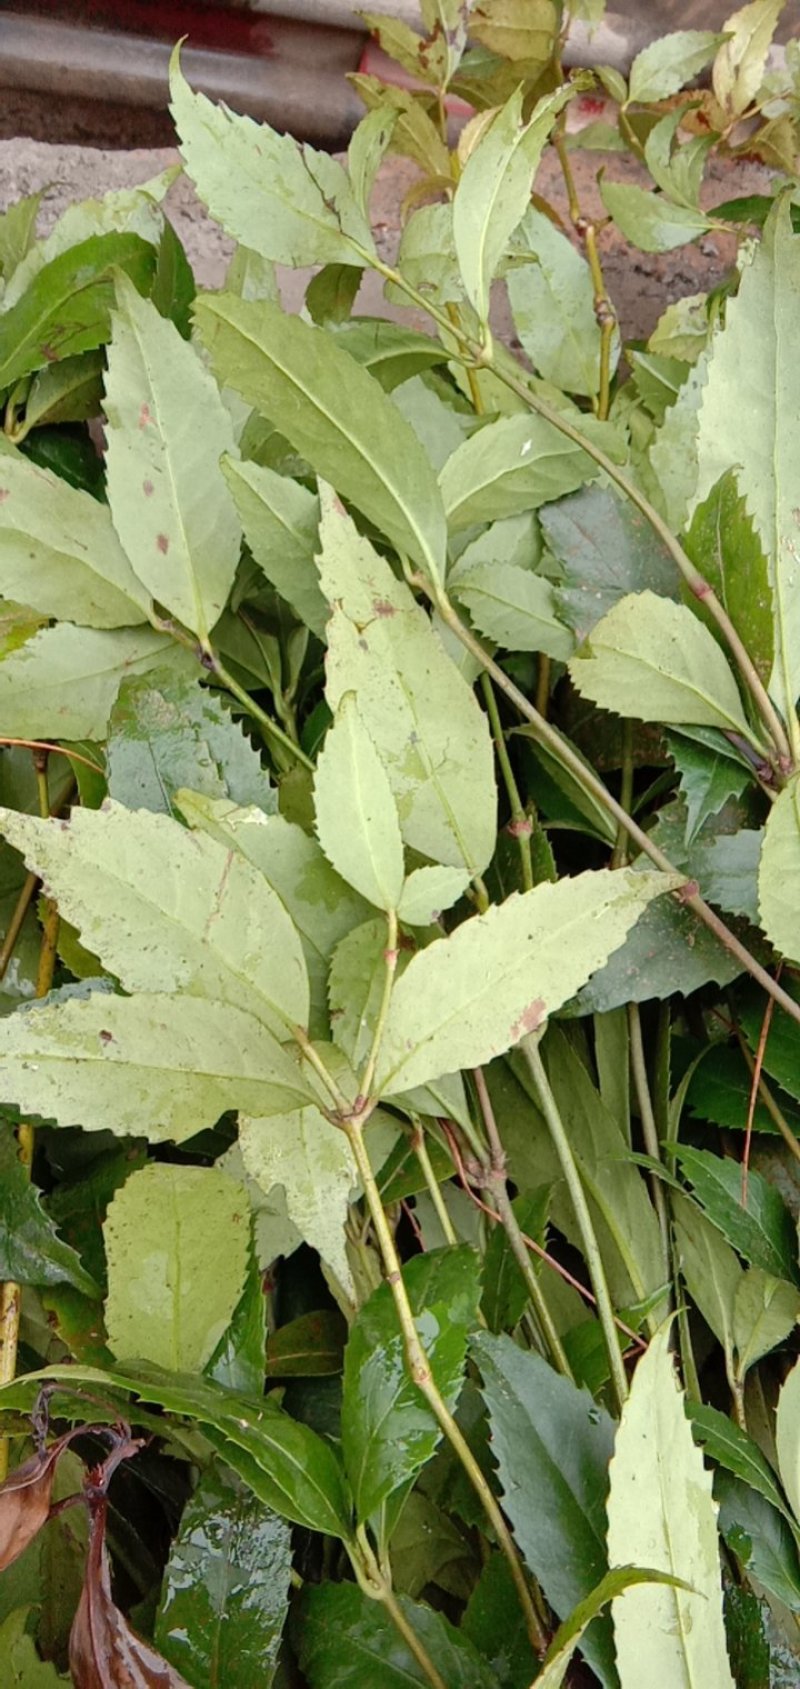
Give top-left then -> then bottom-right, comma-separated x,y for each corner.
0,13 -> 363,144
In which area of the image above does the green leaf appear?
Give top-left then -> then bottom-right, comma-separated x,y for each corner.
759,774 -> 800,965
453,85 -> 572,327
347,108 -> 398,220
686,1040 -> 800,1137
569,591 -> 752,734
107,669 -> 275,817
693,200 -> 800,728
683,469 -> 773,686
776,1356 -> 800,1526
0,232 -> 157,390
666,730 -> 749,845
318,492 -> 496,875
689,1402 -> 792,1522
672,1189 -> 741,1364
470,0 -> 557,64
676,1146 -> 799,1284
104,1162 -> 249,1371
170,49 -> 374,268
314,694 -> 405,911
0,1360 -> 352,1538
387,202 -> 462,310
649,345 -> 710,533
536,1566 -> 689,1689
473,1330 -> 617,1686
221,456 -> 328,638
342,1247 -> 481,1522
195,293 -> 446,583
305,263 -> 362,327
0,800 -> 309,1037
738,978 -> 800,1103
600,181 -> 712,252
332,319 -> 449,391
541,485 -> 680,642
267,1309 -> 346,1378
297,1582 -> 496,1688
0,1609 -> 66,1688
732,1266 -> 800,1378
449,555 -> 573,659
0,191 -> 42,280
607,1323 -> 735,1689
481,1189 -> 550,1333
629,29 -> 723,102
0,991 -> 315,1142
440,412 -> 609,532
376,867 -> 674,1095
208,1246 -> 267,1396
718,1473 -> 800,1612
175,791 -> 370,1040
0,1125 -> 98,1296
239,1096 -> 358,1301
397,865 -> 470,926
508,207 -> 617,398
0,449 -> 148,628
712,0 -> 783,119
156,1463 -> 291,1689
0,622 -> 195,740
21,351 -> 105,433
567,879 -> 742,1012
2,170 -> 174,306
104,273 -> 241,641
462,1555 -> 539,1689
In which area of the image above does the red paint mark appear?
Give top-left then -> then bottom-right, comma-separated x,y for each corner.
156,533 -> 169,554
373,599 -> 397,618
578,94 -> 606,116
138,403 -> 152,429
509,999 -> 546,1043
143,479 -> 154,497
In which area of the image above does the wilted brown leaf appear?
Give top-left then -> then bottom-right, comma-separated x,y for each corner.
70,1497 -> 191,1689
0,1440 -> 62,1571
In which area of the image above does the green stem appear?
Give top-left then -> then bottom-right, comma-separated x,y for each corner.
522,1035 -> 629,1411
412,1120 -> 458,1247
358,909 -> 398,1104
432,592 -> 800,1037
363,249 -> 791,769
627,1004 -> 671,1308
472,1068 -> 574,1380
351,1533 -> 449,1689
611,719 -> 634,869
480,673 -> 533,892
207,650 -> 315,772
344,1115 -> 548,1656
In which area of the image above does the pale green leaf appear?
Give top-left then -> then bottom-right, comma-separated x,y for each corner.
347,108 -> 397,219
536,1567 -> 688,1689
221,456 -> 328,638
170,49 -> 374,267
453,85 -> 572,326
0,450 -> 149,628
314,694 -> 405,912
329,917 -> 405,1071
0,991 -> 315,1142
0,800 -> 309,1037
0,622 -> 194,740
104,1163 -> 249,1371
629,30 -> 724,102
195,293 -> 446,583
732,1267 -> 800,1378
672,1189 -> 740,1365
104,273 -> 241,641
107,668 -> 275,818
607,1323 -> 735,1688
776,1355 -> 800,1525
649,346 -> 710,533
712,0 -> 783,118
318,492 -> 496,875
508,207 -> 617,398
449,556 -> 574,658
693,200 -> 800,727
376,867 -> 673,1095
175,791 -> 370,1039
1,171 -> 173,308
440,413 -> 609,532
0,232 -> 157,392
759,774 -> 800,965
391,374 -> 471,474
600,181 -> 712,253
470,0 -> 557,64
387,202 -> 463,310
397,865 -> 470,926
0,191 -> 41,282
569,591 -> 752,734
240,1102 -> 357,1301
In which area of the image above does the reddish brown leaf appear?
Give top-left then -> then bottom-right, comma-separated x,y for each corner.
70,1498 -> 191,1689
0,1441 -> 62,1571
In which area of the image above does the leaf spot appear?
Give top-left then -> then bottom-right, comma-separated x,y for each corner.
98,1029 -> 114,1045
143,479 -> 155,497
138,402 -> 153,429
156,533 -> 170,554
509,999 -> 545,1042
373,599 -> 397,618
0,489 -> 8,502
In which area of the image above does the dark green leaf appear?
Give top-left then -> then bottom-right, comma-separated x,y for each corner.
207,1247 -> 267,1397
481,1190 -> 550,1333
342,1247 -> 481,1522
267,1310 -> 346,1378
723,1583 -> 771,1689
150,217 -> 196,339
676,1146 -> 799,1284
0,192 -> 42,280
542,484 -> 680,640
717,1473 -> 800,1611
155,1462 -> 291,1688
689,1403 -> 792,1522
306,264 -> 363,326
472,1330 -> 617,1687
332,319 -> 449,391
686,1043 -> 800,1136
0,233 -> 157,390
462,1554 -> 539,1689
0,1125 -> 99,1296
683,468 -> 773,685
296,1582 -> 496,1689
666,730 -> 751,846
107,669 -> 275,818
740,980 -> 800,1104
